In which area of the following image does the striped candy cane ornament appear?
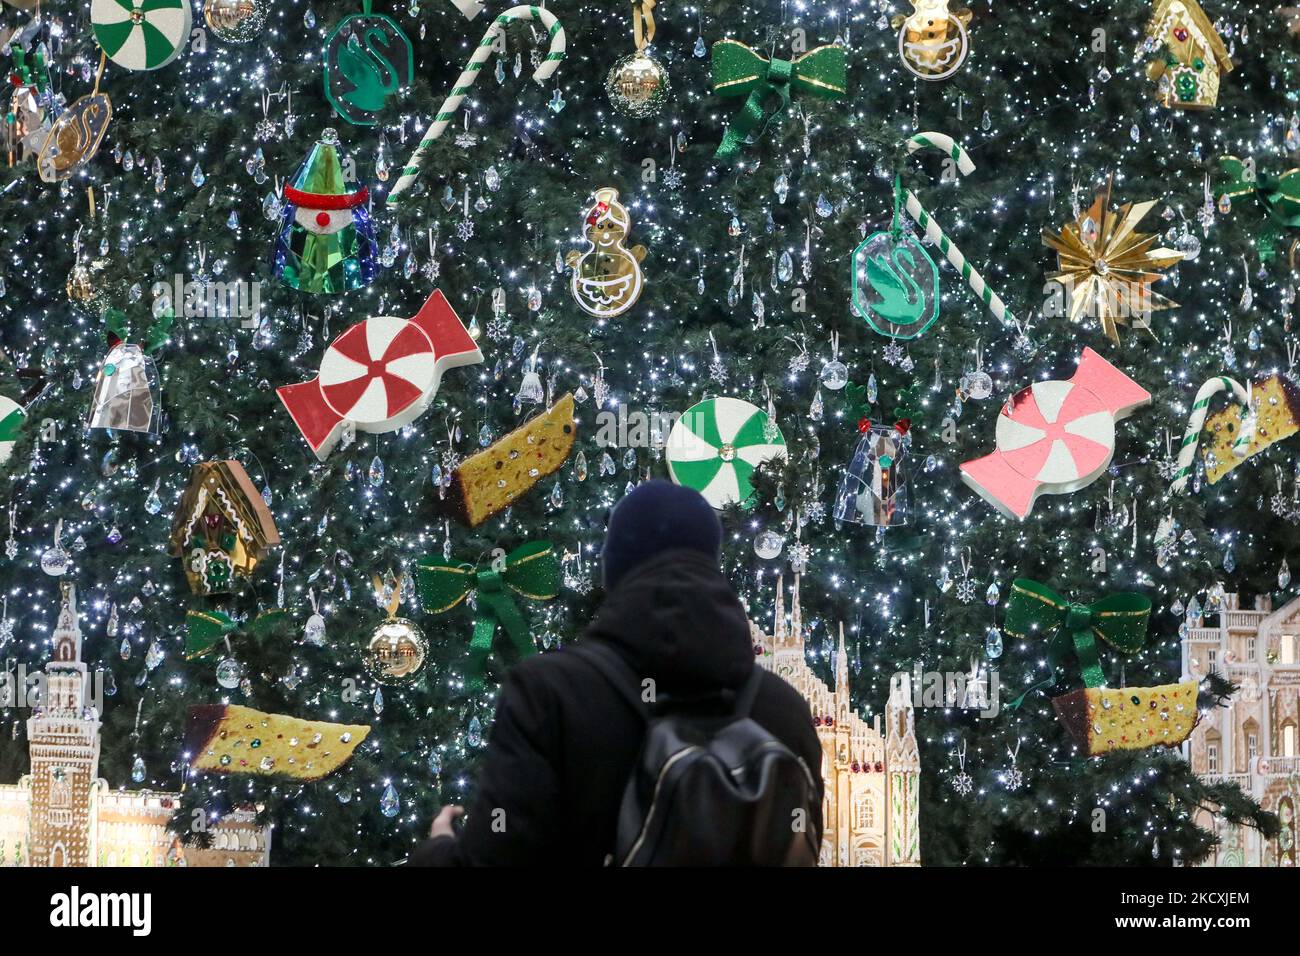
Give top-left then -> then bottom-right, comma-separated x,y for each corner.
387,5 -> 566,206
900,131 -> 1014,327
1171,376 -> 1256,495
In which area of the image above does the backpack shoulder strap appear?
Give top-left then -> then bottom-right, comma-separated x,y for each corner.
567,642 -> 649,723
733,665 -> 765,719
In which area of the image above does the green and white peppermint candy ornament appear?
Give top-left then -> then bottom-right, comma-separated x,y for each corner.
91,0 -> 192,72
0,397 -> 24,465
666,397 -> 786,509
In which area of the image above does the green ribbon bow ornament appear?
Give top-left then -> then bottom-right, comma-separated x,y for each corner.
1218,155 -> 1300,261
710,39 -> 847,163
416,541 -> 560,690
185,607 -> 286,660
1002,578 -> 1151,710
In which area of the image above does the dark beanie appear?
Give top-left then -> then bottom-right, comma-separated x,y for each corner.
601,480 -> 723,590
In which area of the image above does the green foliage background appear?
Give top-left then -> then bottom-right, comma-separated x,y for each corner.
0,0 -> 1291,864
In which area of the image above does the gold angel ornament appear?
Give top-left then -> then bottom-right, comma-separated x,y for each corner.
1042,178 -> 1184,344
566,187 -> 647,318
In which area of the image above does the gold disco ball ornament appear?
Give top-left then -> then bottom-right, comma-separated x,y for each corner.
203,0 -> 268,42
605,50 -> 671,118
364,617 -> 428,685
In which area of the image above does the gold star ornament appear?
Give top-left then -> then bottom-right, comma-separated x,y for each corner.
1042,179 -> 1184,344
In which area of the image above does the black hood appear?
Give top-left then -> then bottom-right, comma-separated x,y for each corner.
585,549 -> 754,692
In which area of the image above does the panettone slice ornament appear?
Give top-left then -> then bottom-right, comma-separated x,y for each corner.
1202,373 -> 1300,484
960,349 -> 1150,519
1052,681 -> 1200,756
277,288 -> 483,460
168,460 -> 281,596
565,188 -> 647,318
1003,578 -> 1199,757
444,393 -> 577,527
185,704 -> 370,781
666,397 -> 786,510
1145,0 -> 1233,110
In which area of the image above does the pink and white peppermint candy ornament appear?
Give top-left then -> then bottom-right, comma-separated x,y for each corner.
960,348 -> 1150,519
278,289 -> 482,460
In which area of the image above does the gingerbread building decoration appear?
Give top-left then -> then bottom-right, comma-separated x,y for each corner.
751,575 -> 921,867
1181,591 -> 1300,866
1145,0 -> 1233,110
167,460 -> 281,596
0,583 -> 271,867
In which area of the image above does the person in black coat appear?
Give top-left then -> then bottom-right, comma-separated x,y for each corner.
410,480 -> 824,866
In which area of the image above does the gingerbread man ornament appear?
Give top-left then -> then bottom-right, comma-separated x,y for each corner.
566,187 -> 647,318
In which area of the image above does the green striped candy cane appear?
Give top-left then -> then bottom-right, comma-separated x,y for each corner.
1171,376 -> 1255,495
901,131 -> 1013,327
387,5 -> 566,206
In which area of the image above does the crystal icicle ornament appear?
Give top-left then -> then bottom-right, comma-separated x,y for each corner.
574,450 -> 588,481
368,454 -> 385,487
1224,547 -> 1236,573
144,479 -> 162,515
984,626 -> 1003,659
131,756 -> 146,783
985,581 -> 1001,605
693,35 -> 707,57
774,173 -> 789,204
777,250 -> 794,283
428,750 -> 442,775
815,194 -> 834,218
380,782 -> 400,817
467,716 -> 484,747
373,685 -> 384,714
1281,559 -> 1292,588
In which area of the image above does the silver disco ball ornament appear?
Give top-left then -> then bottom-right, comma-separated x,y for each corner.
605,51 -> 671,118
203,0 -> 268,43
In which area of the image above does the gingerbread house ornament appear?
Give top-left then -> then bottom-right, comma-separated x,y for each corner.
168,461 -> 281,595
1145,0 -> 1233,110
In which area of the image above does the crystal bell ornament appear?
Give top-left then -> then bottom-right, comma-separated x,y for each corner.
605,1 -> 670,118
271,128 -> 378,294
833,419 -> 911,527
364,572 -> 427,684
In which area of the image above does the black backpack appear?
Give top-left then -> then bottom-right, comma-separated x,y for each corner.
569,641 -> 820,867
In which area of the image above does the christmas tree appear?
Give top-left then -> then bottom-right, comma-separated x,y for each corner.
0,0 -> 1292,866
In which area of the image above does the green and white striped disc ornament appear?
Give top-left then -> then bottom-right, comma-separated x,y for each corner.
666,397 -> 786,509
0,397 -> 25,464
91,0 -> 191,72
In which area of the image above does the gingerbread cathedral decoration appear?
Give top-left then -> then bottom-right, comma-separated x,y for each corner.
751,575 -> 921,867
1182,590 -> 1300,867
0,583 -> 271,867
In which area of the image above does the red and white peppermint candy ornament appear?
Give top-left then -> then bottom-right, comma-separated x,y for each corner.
960,348 -> 1150,519
278,289 -> 482,460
